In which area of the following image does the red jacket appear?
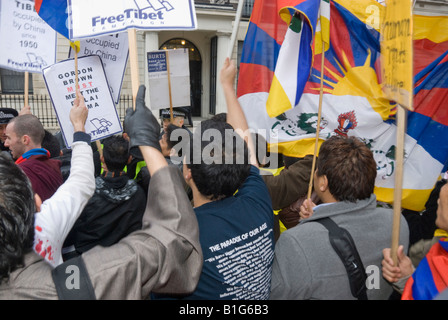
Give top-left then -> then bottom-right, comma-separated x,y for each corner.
17,151 -> 63,202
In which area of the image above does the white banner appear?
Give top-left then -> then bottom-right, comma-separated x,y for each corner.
0,0 -> 56,73
147,49 -> 190,110
43,55 -> 122,147
69,0 -> 197,40
69,33 -> 129,104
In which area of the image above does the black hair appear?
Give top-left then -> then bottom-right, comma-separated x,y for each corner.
42,130 -> 61,158
0,153 -> 35,282
210,112 -> 227,123
102,135 -> 130,172
186,119 -> 251,201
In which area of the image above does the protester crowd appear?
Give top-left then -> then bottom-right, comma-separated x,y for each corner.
0,58 -> 447,300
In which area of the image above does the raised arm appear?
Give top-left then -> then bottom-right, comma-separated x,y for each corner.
34,89 -> 94,267
124,85 -> 168,175
220,58 -> 258,167
74,85 -> 203,299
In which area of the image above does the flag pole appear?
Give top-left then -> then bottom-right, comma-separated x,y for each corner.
128,28 -> 140,110
307,44 -> 325,199
227,0 -> 244,58
24,72 -> 29,107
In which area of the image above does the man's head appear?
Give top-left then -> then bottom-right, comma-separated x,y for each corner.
160,108 -> 188,132
0,153 -> 36,282
315,135 -> 377,202
436,183 -> 448,232
4,115 -> 45,160
159,123 -> 190,158
42,130 -> 61,158
184,119 -> 251,201
0,108 -> 18,144
101,135 -> 131,173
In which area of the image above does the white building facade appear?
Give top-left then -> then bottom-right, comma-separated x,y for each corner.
0,0 -> 447,128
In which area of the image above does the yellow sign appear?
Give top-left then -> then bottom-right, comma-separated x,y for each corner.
380,0 -> 414,111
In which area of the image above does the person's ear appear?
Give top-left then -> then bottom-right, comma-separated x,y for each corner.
319,175 -> 329,192
22,134 -> 31,146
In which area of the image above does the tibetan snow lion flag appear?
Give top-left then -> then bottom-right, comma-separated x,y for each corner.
35,0 -> 70,39
237,0 -> 448,212
265,0 -> 321,118
35,0 -> 81,53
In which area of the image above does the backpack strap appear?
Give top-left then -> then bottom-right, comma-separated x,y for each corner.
51,255 -> 96,300
314,217 -> 368,300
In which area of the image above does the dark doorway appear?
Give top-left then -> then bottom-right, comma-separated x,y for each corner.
160,39 -> 202,117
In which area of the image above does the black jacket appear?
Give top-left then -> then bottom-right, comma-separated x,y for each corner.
63,174 -> 147,256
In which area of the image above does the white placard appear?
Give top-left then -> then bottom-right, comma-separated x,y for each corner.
69,33 -> 129,104
147,49 -> 190,110
43,55 -> 122,147
0,0 -> 56,73
68,0 -> 197,40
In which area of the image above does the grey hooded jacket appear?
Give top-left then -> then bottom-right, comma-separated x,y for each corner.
270,194 -> 409,300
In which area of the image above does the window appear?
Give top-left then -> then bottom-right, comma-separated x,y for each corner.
209,36 -> 217,115
0,68 -> 33,94
242,0 -> 254,18
237,40 -> 244,82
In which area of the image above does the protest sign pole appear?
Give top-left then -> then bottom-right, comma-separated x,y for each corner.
394,0 -> 419,267
307,44 -> 325,200
75,52 -> 79,97
391,105 -> 406,265
91,42 -> 103,163
227,0 -> 244,58
165,50 -> 174,122
128,28 -> 140,110
24,72 -> 29,107
380,0 -> 414,265
70,42 -> 81,98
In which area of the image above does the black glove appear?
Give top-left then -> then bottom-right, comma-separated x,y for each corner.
124,85 -> 161,151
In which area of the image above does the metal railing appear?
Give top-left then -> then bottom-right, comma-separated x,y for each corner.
0,94 -> 134,130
